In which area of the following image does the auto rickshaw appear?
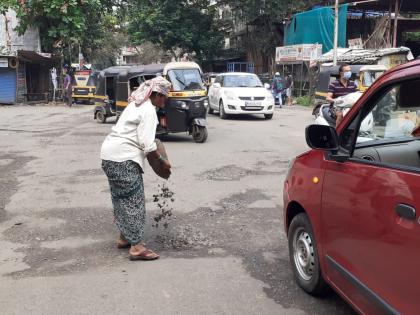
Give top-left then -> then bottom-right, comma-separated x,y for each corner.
93,65 -> 131,123
72,69 -> 98,104
357,65 -> 387,92
94,62 -> 208,143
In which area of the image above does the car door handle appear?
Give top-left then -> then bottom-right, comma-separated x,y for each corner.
395,204 -> 416,220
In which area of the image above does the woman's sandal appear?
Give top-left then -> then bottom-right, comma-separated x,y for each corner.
129,248 -> 160,261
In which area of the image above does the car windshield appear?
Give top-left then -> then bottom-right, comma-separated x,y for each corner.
167,69 -> 204,91
87,74 -> 97,86
363,71 -> 384,87
356,85 -> 420,145
223,75 -> 263,88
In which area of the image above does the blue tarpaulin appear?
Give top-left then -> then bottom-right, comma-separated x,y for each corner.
285,5 -> 349,53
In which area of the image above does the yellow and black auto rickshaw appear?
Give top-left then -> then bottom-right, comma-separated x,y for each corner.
72,69 -> 98,104
94,62 -> 209,143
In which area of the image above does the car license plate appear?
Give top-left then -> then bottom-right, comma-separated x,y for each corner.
245,101 -> 261,107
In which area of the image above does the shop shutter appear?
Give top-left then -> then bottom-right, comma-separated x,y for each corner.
0,68 -> 17,104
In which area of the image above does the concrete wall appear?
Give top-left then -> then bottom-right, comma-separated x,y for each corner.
0,9 -> 41,54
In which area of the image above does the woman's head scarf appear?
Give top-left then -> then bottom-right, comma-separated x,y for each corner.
129,76 -> 172,106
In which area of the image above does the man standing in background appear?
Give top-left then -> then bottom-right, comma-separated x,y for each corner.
271,72 -> 285,107
63,66 -> 73,107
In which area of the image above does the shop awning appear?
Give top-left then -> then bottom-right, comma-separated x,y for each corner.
346,0 -> 420,13
17,50 -> 60,65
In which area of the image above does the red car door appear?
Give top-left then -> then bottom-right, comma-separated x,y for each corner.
320,81 -> 420,314
321,161 -> 420,314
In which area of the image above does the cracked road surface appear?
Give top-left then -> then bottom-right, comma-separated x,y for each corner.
0,104 -> 355,314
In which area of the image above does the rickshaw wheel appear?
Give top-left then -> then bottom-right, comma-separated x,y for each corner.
192,125 -> 208,143
96,111 -> 106,123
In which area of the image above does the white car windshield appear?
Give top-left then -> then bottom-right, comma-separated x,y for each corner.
223,75 -> 263,88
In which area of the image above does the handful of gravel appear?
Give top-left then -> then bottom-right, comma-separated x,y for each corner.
152,183 -> 175,228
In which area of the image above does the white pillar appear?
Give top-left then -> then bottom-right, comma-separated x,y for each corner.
333,0 -> 339,66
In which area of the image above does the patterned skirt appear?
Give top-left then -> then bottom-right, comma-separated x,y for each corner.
102,160 -> 145,245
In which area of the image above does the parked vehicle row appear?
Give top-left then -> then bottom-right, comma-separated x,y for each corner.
93,62 -> 208,143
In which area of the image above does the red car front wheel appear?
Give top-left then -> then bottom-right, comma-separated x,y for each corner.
288,213 -> 328,296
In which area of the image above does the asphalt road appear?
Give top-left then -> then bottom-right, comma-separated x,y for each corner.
0,103 -> 355,315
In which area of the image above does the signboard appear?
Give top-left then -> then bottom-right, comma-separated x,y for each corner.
275,44 -> 322,63
348,38 -> 363,49
0,58 -> 8,68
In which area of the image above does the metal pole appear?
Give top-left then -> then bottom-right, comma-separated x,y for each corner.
333,0 -> 339,66
78,43 -> 81,69
300,61 -> 303,97
393,0 -> 399,48
387,0 -> 392,47
68,41 -> 71,66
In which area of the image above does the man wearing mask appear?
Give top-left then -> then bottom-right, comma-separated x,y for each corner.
326,64 -> 357,125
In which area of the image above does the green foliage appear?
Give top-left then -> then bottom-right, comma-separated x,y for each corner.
217,0 -> 332,61
404,32 -> 420,42
127,0 -> 225,62
0,1 -> 17,15
3,0 -> 125,67
295,95 -> 311,106
12,0 -> 101,48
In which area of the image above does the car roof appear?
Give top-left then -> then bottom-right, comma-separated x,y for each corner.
359,65 -> 388,71
218,72 -> 257,76
383,58 -> 420,76
163,62 -> 202,74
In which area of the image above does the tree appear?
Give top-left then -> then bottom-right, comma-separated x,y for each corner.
3,0 -> 124,67
217,0 -> 332,71
126,0 -> 225,63
0,1 -> 16,15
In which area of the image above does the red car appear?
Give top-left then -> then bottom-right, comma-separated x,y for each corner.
284,59 -> 420,314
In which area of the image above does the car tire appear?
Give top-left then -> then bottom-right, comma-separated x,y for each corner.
288,213 -> 328,296
208,105 -> 214,115
96,111 -> 106,124
264,114 -> 273,120
219,100 -> 227,119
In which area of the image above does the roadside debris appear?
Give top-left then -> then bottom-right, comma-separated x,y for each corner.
152,183 -> 175,228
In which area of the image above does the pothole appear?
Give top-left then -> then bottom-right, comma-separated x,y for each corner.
199,165 -> 285,181
0,153 -> 35,222
155,224 -> 215,250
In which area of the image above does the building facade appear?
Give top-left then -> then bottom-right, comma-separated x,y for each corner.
0,10 -> 58,104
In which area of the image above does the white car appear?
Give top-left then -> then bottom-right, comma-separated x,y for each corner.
207,72 -> 275,119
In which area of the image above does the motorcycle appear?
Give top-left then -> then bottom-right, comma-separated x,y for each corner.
314,92 -> 374,142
